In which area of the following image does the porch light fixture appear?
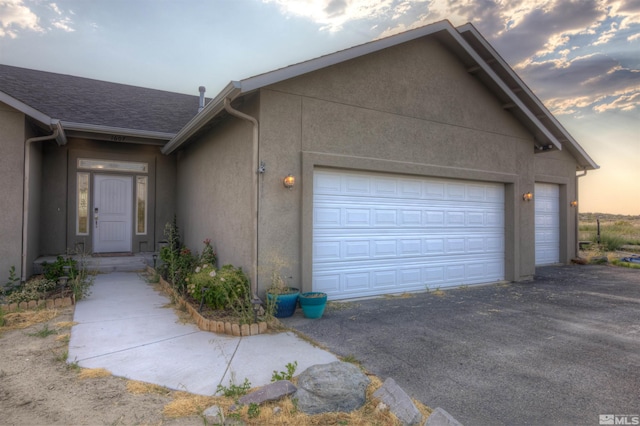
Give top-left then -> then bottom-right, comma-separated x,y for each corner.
283,174 -> 295,190
570,200 -> 578,207
523,192 -> 533,202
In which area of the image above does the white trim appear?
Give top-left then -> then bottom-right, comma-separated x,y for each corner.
61,121 -> 175,140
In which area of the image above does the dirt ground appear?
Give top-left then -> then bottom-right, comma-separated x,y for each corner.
0,307 -> 204,426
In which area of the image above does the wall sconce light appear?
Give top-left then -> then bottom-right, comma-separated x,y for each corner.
523,192 -> 533,202
570,200 -> 578,207
283,174 -> 295,190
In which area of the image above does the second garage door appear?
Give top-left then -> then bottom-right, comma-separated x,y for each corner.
313,169 -> 505,300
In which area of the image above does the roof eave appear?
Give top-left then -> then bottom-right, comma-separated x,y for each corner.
456,23 -> 599,171
0,91 -> 53,127
162,81 -> 242,154
62,121 -> 175,145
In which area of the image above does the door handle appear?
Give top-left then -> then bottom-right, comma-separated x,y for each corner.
94,207 -> 99,228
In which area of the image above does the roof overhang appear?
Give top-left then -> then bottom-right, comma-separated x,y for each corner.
162,81 -> 242,154
146,20 -> 596,171
0,91 -> 174,146
456,24 -> 599,171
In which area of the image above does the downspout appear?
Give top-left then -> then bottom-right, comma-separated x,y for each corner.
575,168 -> 588,257
223,98 -> 260,297
21,126 -> 61,282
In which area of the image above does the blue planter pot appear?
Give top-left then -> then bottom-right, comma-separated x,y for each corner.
299,292 -> 328,319
267,288 -> 300,318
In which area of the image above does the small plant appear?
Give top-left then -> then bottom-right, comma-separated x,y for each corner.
216,377 -> 251,398
28,324 -> 56,338
264,254 -> 295,295
200,238 -> 217,267
0,307 -> 5,327
159,216 -> 197,294
271,361 -> 297,382
247,403 -> 260,418
4,265 -> 20,292
42,256 -> 78,282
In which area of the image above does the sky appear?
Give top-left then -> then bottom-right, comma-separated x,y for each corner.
0,0 -> 638,215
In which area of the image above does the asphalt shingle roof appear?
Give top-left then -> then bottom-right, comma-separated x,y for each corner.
0,64 -> 201,134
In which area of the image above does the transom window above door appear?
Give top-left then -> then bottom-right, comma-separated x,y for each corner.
78,158 -> 148,173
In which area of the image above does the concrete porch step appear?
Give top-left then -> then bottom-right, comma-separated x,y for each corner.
33,253 -> 156,275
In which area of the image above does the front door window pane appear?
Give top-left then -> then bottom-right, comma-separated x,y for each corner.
77,173 -> 90,235
136,176 -> 147,235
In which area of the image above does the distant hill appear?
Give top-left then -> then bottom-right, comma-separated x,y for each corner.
579,213 -> 640,222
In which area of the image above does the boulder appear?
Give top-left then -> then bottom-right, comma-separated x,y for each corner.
294,361 -> 370,415
202,405 -> 223,424
373,378 -> 422,425
237,380 -> 296,406
425,407 -> 464,426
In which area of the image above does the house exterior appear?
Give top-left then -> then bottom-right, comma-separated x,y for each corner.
0,21 -> 597,299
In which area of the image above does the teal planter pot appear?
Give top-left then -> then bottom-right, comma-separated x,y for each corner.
299,292 -> 328,319
267,288 -> 300,318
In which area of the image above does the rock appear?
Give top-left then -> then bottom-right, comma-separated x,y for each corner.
373,378 -> 422,425
294,361 -> 370,415
202,405 -> 223,424
238,380 -> 296,406
425,407 -> 464,426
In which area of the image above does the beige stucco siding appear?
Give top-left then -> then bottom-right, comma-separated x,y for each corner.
176,108 -> 255,276
255,36 -> 563,294
0,103 -> 26,279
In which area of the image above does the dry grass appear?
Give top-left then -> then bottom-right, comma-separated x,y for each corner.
78,368 -> 112,379
54,321 -> 78,329
163,392 -> 219,418
126,380 -> 172,396
160,374 -> 432,425
1,309 -> 59,331
55,333 -> 70,343
383,292 -> 414,299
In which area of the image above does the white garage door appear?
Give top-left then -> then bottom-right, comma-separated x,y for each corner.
313,169 -> 505,300
535,183 -> 560,265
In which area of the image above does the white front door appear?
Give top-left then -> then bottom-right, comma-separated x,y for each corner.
93,174 -> 133,253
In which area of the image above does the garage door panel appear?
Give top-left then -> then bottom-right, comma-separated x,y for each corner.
313,169 -> 505,299
535,183 -> 560,265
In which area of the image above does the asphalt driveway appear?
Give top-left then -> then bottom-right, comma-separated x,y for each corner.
282,265 -> 640,426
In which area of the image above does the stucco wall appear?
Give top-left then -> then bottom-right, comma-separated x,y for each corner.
175,100 -> 256,279
255,36 -> 574,293
0,103 -> 26,280
25,123 -> 43,277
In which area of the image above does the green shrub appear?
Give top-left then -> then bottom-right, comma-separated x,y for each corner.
159,218 -> 196,295
187,264 -> 251,314
5,277 -> 57,304
42,256 -> 78,281
593,234 -> 627,252
187,264 -> 227,309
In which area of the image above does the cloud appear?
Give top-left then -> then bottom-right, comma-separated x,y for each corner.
0,0 -> 42,38
261,0 -> 422,31
523,53 -> 640,114
52,16 -> 74,32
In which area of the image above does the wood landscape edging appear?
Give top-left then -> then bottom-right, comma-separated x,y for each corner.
1,295 -> 74,313
151,267 -> 268,337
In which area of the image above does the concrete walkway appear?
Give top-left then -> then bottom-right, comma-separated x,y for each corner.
68,272 -> 337,395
